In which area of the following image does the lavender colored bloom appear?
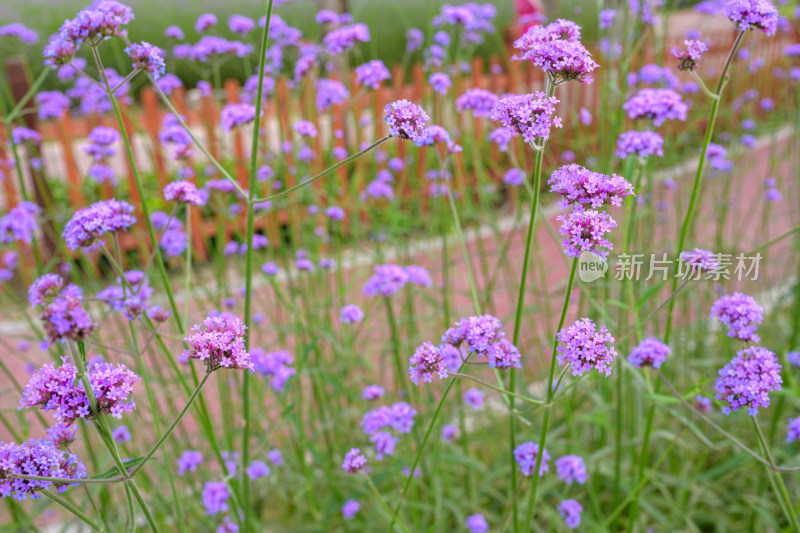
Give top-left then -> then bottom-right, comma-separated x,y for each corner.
548,164 -> 634,211
463,388 -> 484,410
0,439 -> 86,499
11,127 -> 41,146
46,423 -> 78,450
406,28 -> 424,51
599,9 -> 617,29
251,349 -> 295,391
363,264 -> 410,297
342,448 -> 367,473
228,15 -> 254,35
261,262 -> 279,276
679,248 -> 721,276
409,342 -> 449,385
456,88 -> 498,118
293,120 -> 318,138
695,395 -> 713,413
489,127 -> 513,151
195,13 -> 217,33
183,316 -> 252,371
164,25 -> 184,39
442,425 -> 458,442
616,130 -> 664,158
35,91 -> 70,120
0,23 -> 38,44
628,338 -> 671,369
316,79 -> 350,111
44,34 -> 78,68
715,346 -> 782,415
342,499 -> 360,519
246,460 -> 270,480
36,284 -> 96,347
503,168 -> 524,187
221,104 -> 258,132
513,31 -> 599,84
514,441 -> 550,476
466,514 -> 489,533
324,23 -> 370,55
556,455 -> 588,484
491,92 -> 562,144
429,72 -> 452,94
787,417 -> 800,442
125,41 -> 166,80
355,60 -> 391,89
362,385 -> 384,401
557,318 -> 617,377
111,425 -> 131,443
623,88 -> 688,126
710,292 -> 763,342
0,251 -> 18,281
202,482 -> 229,515
0,202 -> 40,244
177,450 -> 203,475
724,0 -> 779,35
786,351 -> 800,367
361,402 -> 417,435
370,431 -> 397,460
384,100 -> 431,146
62,199 -> 136,250
339,304 -> 364,324
268,449 -> 283,466
557,210 -> 617,258
673,40 -> 709,71
19,357 -> 140,424
164,181 -> 205,205
558,499 -> 583,529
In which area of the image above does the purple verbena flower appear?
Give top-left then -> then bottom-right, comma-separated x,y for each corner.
616,130 -> 664,158
513,441 -> 550,476
339,304 -> 364,324
557,210 -> 617,258
715,346 -> 782,415
558,499 -> 583,529
164,181 -> 205,205
177,450 -> 203,475
557,318 -> 617,377
463,388 -> 484,410
466,514 -> 489,533
628,338 -> 671,369
323,23 -> 370,55
362,385 -> 384,401
0,439 -> 86,500
183,316 -> 252,371
623,88 -> 688,126
409,342 -> 449,385
355,60 -> 391,90
384,100 -> 431,146
710,292 -> 763,342
787,417 -> 800,442
456,88 -> 498,118
221,104 -> 258,132
342,448 -> 367,473
0,202 -> 40,244
125,41 -> 166,80
723,0 -> 779,36
556,455 -> 588,484
673,39 -> 709,71
202,481 -> 229,515
316,79 -> 350,111
491,92 -> 562,144
62,199 -> 136,250
548,164 -> 634,211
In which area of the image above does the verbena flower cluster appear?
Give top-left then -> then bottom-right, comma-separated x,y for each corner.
0,439 -> 87,500
628,338 -> 671,369
556,318 -> 617,377
19,357 -> 140,424
672,39 -> 708,71
548,164 -> 634,211
714,346 -> 782,415
623,88 -> 688,126
710,292 -> 763,343
512,19 -> 598,83
723,0 -> 779,36
29,274 -> 96,347
62,199 -> 136,250
490,92 -> 562,144
362,264 -> 431,297
183,316 -> 253,371
384,100 -> 432,146
616,130 -> 664,159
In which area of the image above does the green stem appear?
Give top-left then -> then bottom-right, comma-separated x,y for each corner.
41,489 -> 102,531
451,373 -> 544,406
752,418 -> 800,532
523,257 -> 578,532
365,476 -> 414,533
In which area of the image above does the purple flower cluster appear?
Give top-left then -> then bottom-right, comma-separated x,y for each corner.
164,181 -> 205,206
342,448 -> 367,473
409,342 -> 449,385
616,130 -> 664,159
177,450 -> 203,475
0,439 -> 86,500
0,202 -> 40,244
429,72 -> 452,94
556,455 -> 588,484
228,14 -> 255,35
623,88 -> 688,126
62,199 -> 136,250
513,19 -> 599,84
46,423 -> 78,450
437,315 -> 522,370
363,264 -> 431,297
710,292 -> 763,343
715,346 -> 782,415
0,252 -> 18,281
250,349 -> 295,391
673,40 -> 708,71
124,41 -> 166,80
355,60 -> 391,89
466,514 -> 489,533
316,79 -> 350,111
31,278 -> 96,348
490,92 -> 562,144
513,441 -> 550,476
384,100 -> 432,146
556,318 -> 617,377
548,164 -> 634,211
20,357 -> 140,424
361,402 -> 417,435
628,338 -> 671,369
339,304 -> 364,324
221,104 -> 258,132
96,270 -> 153,321
557,210 -> 618,258
83,126 -> 120,184
723,0 -> 779,36
342,499 -> 360,519
202,481 -> 229,515
324,23 -> 370,55
456,89 -> 499,118
558,499 -> 583,529
0,23 -> 38,44
183,316 -> 253,371
36,91 -> 70,120
787,417 -> 800,442
679,248 -> 721,276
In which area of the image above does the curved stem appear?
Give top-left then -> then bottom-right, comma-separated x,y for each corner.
42,489 -> 102,531
451,373 -> 544,406
365,475 -> 414,533
751,419 -> 800,531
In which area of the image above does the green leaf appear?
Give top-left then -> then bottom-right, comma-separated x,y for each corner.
91,456 -> 143,479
